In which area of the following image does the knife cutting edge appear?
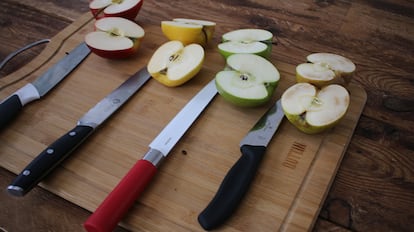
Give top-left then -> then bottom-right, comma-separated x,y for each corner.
0,42 -> 90,130
198,99 -> 285,230
7,66 -> 151,197
84,78 -> 218,232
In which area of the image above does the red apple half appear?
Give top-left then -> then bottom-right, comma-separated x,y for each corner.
85,17 -> 145,59
89,0 -> 144,20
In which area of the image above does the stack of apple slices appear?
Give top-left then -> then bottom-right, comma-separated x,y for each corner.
85,17 -> 145,59
89,0 -> 143,20
218,29 -> 273,59
281,53 -> 356,134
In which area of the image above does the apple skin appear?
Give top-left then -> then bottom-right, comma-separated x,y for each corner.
215,53 -> 280,107
281,83 -> 350,134
161,19 -> 216,47
147,41 -> 205,87
85,17 -> 145,59
89,0 -> 144,20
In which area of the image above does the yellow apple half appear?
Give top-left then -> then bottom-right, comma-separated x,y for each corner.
147,40 -> 205,87
296,53 -> 356,87
281,82 -> 350,134
161,18 -> 216,46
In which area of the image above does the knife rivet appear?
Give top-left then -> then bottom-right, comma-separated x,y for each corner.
69,131 -> 77,136
46,148 -> 54,154
23,170 -> 31,176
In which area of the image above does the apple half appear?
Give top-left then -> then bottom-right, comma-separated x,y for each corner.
218,29 -> 273,59
281,82 -> 350,134
85,17 -> 145,59
296,53 -> 356,87
147,40 -> 205,87
89,0 -> 143,20
161,18 -> 216,47
215,53 -> 280,107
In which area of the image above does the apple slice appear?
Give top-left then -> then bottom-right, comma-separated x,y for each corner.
296,53 -> 356,87
161,18 -> 216,47
281,82 -> 350,134
147,40 -> 205,87
215,53 -> 280,107
89,0 -> 143,20
85,17 -> 145,59
218,29 -> 273,59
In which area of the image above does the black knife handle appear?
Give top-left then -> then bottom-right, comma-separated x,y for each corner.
0,94 -> 23,130
198,145 -> 266,230
7,125 -> 94,197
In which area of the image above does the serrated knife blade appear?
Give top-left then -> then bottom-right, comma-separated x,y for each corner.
7,66 -> 151,197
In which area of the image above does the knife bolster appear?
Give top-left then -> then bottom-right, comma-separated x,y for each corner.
143,149 -> 165,167
14,83 -> 40,106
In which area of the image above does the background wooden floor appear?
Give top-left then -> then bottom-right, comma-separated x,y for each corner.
1,0 -> 413,231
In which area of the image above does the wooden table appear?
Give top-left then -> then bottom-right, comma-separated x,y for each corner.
0,0 -> 413,231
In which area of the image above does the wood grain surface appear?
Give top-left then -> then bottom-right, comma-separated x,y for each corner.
0,0 -> 413,232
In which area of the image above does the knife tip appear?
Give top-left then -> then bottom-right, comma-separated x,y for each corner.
7,185 -> 25,197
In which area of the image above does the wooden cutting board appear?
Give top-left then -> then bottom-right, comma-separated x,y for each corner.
0,13 -> 367,231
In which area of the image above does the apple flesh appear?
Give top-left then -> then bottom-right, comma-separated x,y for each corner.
281,82 -> 350,134
147,40 -> 205,87
89,0 -> 143,20
161,18 -> 216,47
85,17 -> 145,59
296,53 -> 356,87
218,29 -> 273,59
215,53 -> 280,107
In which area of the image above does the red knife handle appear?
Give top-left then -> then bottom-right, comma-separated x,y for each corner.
84,159 -> 157,232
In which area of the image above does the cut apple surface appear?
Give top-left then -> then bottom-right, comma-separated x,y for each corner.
215,53 -> 280,107
147,40 -> 205,87
281,82 -> 350,134
85,17 -> 145,59
296,53 -> 356,87
218,29 -> 273,59
161,18 -> 216,46
89,0 -> 143,20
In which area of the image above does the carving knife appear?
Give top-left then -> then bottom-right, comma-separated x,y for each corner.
198,99 -> 285,230
7,66 -> 151,197
84,79 -> 218,232
0,42 -> 90,130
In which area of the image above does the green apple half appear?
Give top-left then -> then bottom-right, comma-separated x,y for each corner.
281,82 -> 350,134
296,53 -> 356,87
215,53 -> 280,107
218,29 -> 273,59
147,40 -> 205,87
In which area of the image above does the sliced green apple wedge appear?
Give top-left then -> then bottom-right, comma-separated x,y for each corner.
147,40 -> 205,87
281,82 -> 350,134
218,29 -> 273,59
296,53 -> 356,87
215,53 -> 280,107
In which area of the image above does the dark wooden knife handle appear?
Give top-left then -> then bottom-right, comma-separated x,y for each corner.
0,94 -> 23,130
7,125 -> 94,197
198,145 -> 266,230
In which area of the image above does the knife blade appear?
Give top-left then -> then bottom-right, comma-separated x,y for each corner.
84,79 -> 218,232
0,42 -> 90,130
198,99 -> 285,230
7,67 -> 151,197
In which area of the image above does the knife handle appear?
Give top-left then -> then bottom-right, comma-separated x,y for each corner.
84,159 -> 158,232
7,125 -> 94,196
0,94 -> 23,130
198,145 -> 266,230
0,83 -> 40,130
